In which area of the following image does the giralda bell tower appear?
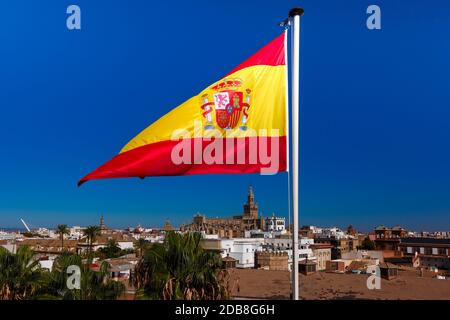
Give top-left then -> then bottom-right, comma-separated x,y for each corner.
243,186 -> 258,219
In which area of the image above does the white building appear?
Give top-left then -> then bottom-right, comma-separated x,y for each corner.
141,234 -> 164,243
0,231 -> 20,241
265,214 -> 286,233
314,227 -> 346,239
68,226 -> 85,240
230,239 -> 263,268
244,229 -> 285,239
38,257 -> 55,271
36,228 -> 57,238
201,238 -> 264,268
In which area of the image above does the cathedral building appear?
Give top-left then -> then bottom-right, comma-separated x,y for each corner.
180,186 -> 265,238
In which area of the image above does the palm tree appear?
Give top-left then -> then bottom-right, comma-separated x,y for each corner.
133,231 -> 230,300
83,226 -> 101,256
0,246 -> 124,300
0,246 -> 47,300
134,238 -> 150,257
56,224 -> 70,251
42,252 -> 125,300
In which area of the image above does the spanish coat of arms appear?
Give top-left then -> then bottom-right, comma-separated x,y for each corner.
200,78 -> 251,131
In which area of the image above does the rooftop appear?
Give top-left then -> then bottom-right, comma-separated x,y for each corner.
229,268 -> 450,300
400,237 -> 450,245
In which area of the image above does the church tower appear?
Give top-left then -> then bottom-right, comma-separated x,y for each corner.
99,214 -> 108,234
243,186 -> 258,219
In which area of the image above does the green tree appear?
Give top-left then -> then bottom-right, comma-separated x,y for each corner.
0,246 -> 47,300
97,239 -> 122,259
360,237 -> 376,250
41,252 -> 125,300
56,224 -> 70,251
83,226 -> 101,255
133,231 -> 230,300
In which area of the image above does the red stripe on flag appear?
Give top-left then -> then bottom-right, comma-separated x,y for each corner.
225,33 -> 285,76
78,136 -> 287,186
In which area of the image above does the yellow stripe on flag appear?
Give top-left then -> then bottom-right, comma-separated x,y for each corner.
120,64 -> 286,154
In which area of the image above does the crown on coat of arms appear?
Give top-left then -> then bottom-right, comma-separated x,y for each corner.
211,78 -> 242,92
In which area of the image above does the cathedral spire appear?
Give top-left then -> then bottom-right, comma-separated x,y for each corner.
248,185 -> 254,203
244,185 -> 258,219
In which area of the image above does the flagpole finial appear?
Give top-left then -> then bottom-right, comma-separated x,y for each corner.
289,7 -> 304,17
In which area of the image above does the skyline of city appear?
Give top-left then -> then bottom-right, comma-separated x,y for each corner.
1,0 -> 450,231
1,183 -> 448,233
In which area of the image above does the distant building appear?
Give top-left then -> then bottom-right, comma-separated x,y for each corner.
346,225 -> 357,236
162,220 -> 174,232
222,255 -> 237,269
99,214 -> 108,235
77,216 -> 134,253
310,244 -> 332,271
413,254 -> 450,270
400,237 -> 450,256
263,237 -> 316,271
255,251 -> 289,271
201,237 -> 264,268
379,262 -> 399,280
181,186 -> 266,237
299,226 -> 314,238
314,227 -> 346,239
265,213 -> 286,233
103,256 -> 139,281
400,237 -> 450,270
341,250 -> 384,263
244,229 -> 284,239
374,225 -> 407,253
314,236 -> 359,259
77,232 -> 134,253
16,239 -> 79,255
299,260 -> 317,275
326,260 -> 350,273
68,226 -> 84,240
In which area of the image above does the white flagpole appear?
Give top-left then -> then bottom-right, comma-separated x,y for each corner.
289,7 -> 304,301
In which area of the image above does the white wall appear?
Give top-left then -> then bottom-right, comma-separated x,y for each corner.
118,241 -> 134,250
39,259 -> 54,271
217,238 -> 264,268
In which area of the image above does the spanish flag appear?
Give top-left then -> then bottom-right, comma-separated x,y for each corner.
79,32 -> 288,186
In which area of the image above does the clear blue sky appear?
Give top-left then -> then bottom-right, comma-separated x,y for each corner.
1,0 -> 449,231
